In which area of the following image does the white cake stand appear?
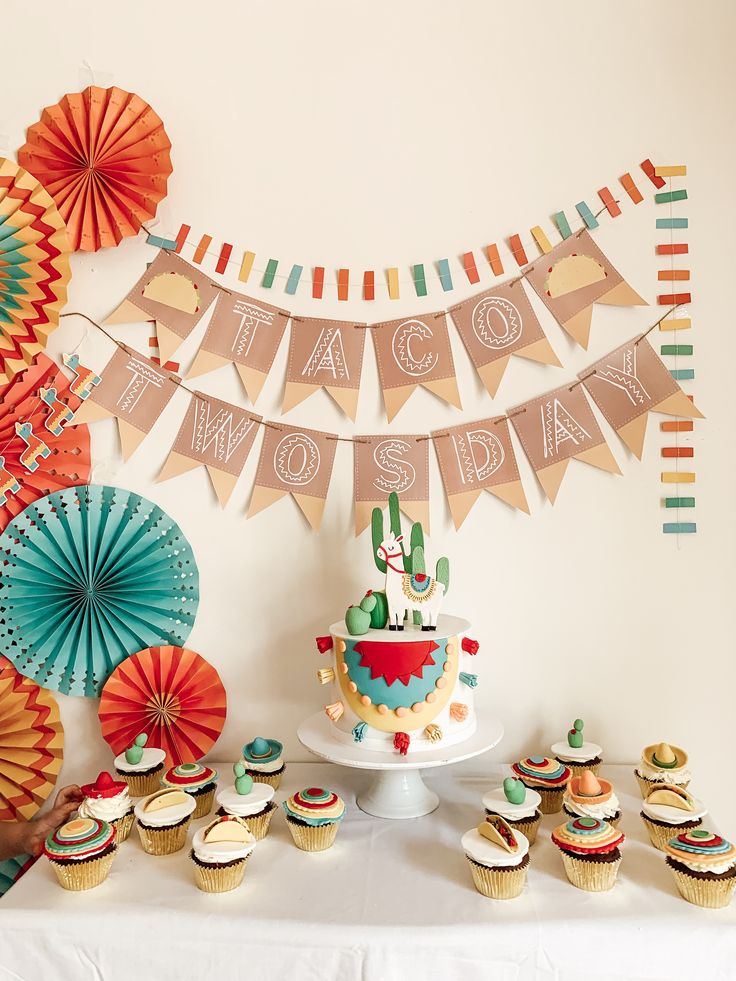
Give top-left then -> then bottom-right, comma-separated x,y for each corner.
297,711 -> 504,819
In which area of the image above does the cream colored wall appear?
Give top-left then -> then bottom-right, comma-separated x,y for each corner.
4,0 -> 735,816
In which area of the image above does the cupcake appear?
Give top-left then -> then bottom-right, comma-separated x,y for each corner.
640,784 -> 708,851
78,771 -> 135,842
664,829 -> 736,909
510,757 -> 570,814
242,737 -> 285,789
551,817 -> 624,892
461,815 -> 530,900
162,762 -> 218,819
114,733 -> 166,797
634,742 -> 690,799
190,815 -> 257,893
44,818 -> 117,891
563,770 -> 621,828
483,777 -> 542,845
551,718 -> 603,777
134,788 -> 196,855
215,763 -> 276,840
283,787 -> 345,851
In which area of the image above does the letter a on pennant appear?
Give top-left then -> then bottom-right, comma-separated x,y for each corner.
282,317 -> 367,421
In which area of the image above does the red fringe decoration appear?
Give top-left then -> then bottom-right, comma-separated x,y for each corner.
462,637 -> 479,655
315,635 -> 333,654
394,732 -> 410,756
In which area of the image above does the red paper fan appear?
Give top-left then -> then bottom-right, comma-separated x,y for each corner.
98,646 -> 227,765
0,353 -> 91,533
18,86 -> 172,252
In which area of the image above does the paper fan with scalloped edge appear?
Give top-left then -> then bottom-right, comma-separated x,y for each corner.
0,852 -> 36,897
18,86 -> 172,252
98,646 -> 226,765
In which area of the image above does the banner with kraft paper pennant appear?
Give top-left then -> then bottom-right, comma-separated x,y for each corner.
509,382 -> 620,503
432,416 -> 528,528
353,435 -> 429,535
449,282 -> 560,397
70,347 -> 177,460
105,251 -> 220,365
187,290 -> 289,404
282,316 -> 366,421
526,230 -> 646,349
581,336 -> 704,459
247,424 -> 337,530
158,393 -> 262,506
371,312 -> 461,421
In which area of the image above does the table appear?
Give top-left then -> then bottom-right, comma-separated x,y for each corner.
0,762 -> 733,981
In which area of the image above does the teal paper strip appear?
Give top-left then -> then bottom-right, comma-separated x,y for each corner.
655,189 -> 688,204
662,522 -> 697,534
665,497 -> 695,508
553,211 -> 572,239
670,368 -> 695,380
661,344 -> 693,356
413,264 -> 427,297
146,233 -> 177,250
437,259 -> 453,292
285,264 -> 303,295
575,201 -> 599,229
262,259 -> 278,288
656,218 -> 688,229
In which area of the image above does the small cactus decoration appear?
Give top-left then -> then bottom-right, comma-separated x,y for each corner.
369,590 -> 389,629
345,590 -> 378,636
233,762 -> 254,795
125,733 -> 147,765
568,719 -> 584,749
503,777 -> 526,805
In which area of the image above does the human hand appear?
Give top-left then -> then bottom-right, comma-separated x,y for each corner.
23,785 -> 84,856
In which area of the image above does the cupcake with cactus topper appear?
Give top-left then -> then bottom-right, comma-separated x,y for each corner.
634,742 -> 691,799
113,732 -> 166,796
563,770 -> 621,829
134,788 -> 197,855
551,817 -> 625,892
483,777 -> 542,845
78,772 -> 135,842
510,756 -> 571,814
242,737 -> 285,789
190,815 -> 257,893
283,787 -> 345,851
664,829 -> 736,908
550,719 -> 603,777
44,818 -> 117,891
161,762 -> 218,819
215,763 -> 277,840
461,815 -> 530,900
640,784 -> 708,851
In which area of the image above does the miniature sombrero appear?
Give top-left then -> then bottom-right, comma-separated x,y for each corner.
242,737 -> 283,765
643,742 -> 688,771
80,772 -> 128,799
567,769 -> 613,805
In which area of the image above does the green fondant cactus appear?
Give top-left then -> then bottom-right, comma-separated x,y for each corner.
568,719 -> 584,748
371,491 -> 450,595
369,590 -> 389,629
125,733 -> 147,765
345,591 -> 378,635
503,777 -> 526,805
233,762 -> 253,795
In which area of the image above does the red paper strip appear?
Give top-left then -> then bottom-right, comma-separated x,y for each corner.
363,271 -> 375,300
215,243 -> 232,275
462,252 -> 480,284
657,244 -> 689,256
508,234 -> 528,267
486,244 -> 504,276
337,269 -> 349,301
658,270 -> 690,281
193,234 -> 212,264
661,420 -> 694,433
312,266 -> 325,299
174,224 -> 190,254
658,292 -> 692,305
620,173 -> 643,204
162,360 -> 180,373
598,187 -> 621,217
662,447 -> 694,458
641,159 -> 666,189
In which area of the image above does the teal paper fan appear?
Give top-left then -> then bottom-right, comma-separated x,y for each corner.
0,853 -> 34,897
0,485 -> 199,697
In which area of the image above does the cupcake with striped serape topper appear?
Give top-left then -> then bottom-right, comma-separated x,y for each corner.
664,829 -> 736,908
510,756 -> 571,814
551,816 -> 625,892
162,762 -> 218,819
283,787 -> 345,851
43,818 -> 117,891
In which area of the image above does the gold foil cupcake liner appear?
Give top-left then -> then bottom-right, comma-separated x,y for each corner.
535,786 -> 566,814
466,857 -> 527,899
192,788 -> 216,820
286,817 -> 339,851
669,865 -> 736,909
112,810 -> 135,843
561,853 -> 621,892
249,769 -> 283,790
193,854 -> 250,894
641,814 -> 701,852
243,805 -> 276,841
562,761 -> 601,778
49,849 -> 116,891
118,769 -> 163,797
136,816 -> 192,855
508,814 -> 541,845
635,773 -> 690,800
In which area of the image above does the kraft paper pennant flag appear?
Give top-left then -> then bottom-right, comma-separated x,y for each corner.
510,382 -> 620,503
247,424 -> 337,530
283,316 -> 366,421
449,282 -> 560,397
187,290 -> 289,404
71,347 -> 177,460
371,312 -> 461,421
353,435 -> 429,535
526,230 -> 647,349
581,336 -> 704,459
158,392 -> 262,506
105,251 -> 220,364
432,417 -> 528,528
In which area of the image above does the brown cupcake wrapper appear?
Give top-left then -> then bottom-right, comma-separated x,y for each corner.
192,854 -> 250,893
561,852 -> 621,891
111,810 -> 135,843
635,773 -> 690,800
640,813 -> 702,852
286,816 -> 339,851
668,862 -> 736,908
116,767 -> 163,797
466,856 -> 528,899
248,769 -> 284,790
48,848 -> 116,891
136,815 -> 192,855
563,806 -> 621,829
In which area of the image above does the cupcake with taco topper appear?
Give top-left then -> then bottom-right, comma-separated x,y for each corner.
43,817 -> 117,891
78,771 -> 135,842
634,742 -> 691,799
215,763 -> 277,840
161,762 -> 218,819
664,829 -> 736,908
483,777 -> 542,845
563,770 -> 621,829
551,816 -> 625,892
283,787 -> 345,851
113,732 -> 166,797
190,815 -> 257,893
551,719 -> 603,777
134,788 -> 197,855
510,756 -> 571,814
242,736 -> 285,789
461,815 -> 530,900
640,784 -> 708,852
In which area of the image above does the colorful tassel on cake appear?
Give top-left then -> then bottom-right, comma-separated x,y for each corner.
316,667 -> 335,685
324,700 -> 344,722
394,732 -> 410,756
462,637 -> 479,655
450,702 -> 469,722
352,722 -> 367,743
424,724 -> 442,743
315,635 -> 333,653
459,672 -> 478,688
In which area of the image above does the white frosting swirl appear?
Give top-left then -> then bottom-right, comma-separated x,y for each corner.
642,797 -> 707,825
550,739 -> 603,763
79,788 -> 132,823
563,791 -> 620,820
242,756 -> 283,774
216,783 -> 275,817
636,762 -> 691,785
134,793 -> 195,827
676,857 -> 736,875
461,828 -> 529,868
192,826 -> 256,864
482,786 -> 541,821
114,748 -> 166,774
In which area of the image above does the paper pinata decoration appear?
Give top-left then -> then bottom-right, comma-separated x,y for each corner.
18,86 -> 172,252
98,646 -> 227,764
0,655 -> 63,822
0,853 -> 35,897
0,158 -> 71,386
0,486 -> 199,697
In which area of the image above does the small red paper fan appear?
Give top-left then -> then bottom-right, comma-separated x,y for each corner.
98,646 -> 227,765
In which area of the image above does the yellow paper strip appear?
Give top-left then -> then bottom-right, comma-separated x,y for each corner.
661,472 -> 696,484
530,225 -> 553,254
655,165 -> 687,177
387,268 -> 400,300
239,251 -> 256,283
658,318 -> 692,331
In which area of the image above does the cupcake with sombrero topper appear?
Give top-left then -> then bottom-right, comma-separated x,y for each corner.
242,736 -> 285,789
551,816 -> 625,892
162,762 -> 218,819
283,787 -> 345,851
190,815 -> 257,893
461,815 -> 530,900
483,778 -> 542,845
634,742 -> 690,799
664,829 -> 736,908
640,784 -> 708,852
215,763 -> 277,840
43,817 -> 117,891
510,756 -> 571,814
78,771 -> 135,842
113,732 -> 166,797
551,719 -> 603,777
563,770 -> 621,829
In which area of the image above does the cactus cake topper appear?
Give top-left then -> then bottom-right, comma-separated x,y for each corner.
568,719 -> 584,749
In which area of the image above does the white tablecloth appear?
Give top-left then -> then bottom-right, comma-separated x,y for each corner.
0,762 -> 733,981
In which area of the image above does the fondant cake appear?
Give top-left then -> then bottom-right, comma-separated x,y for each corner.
314,492 -> 480,755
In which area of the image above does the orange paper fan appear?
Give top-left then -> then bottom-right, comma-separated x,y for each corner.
18,86 -> 172,252
98,646 -> 227,765
0,656 -> 64,822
